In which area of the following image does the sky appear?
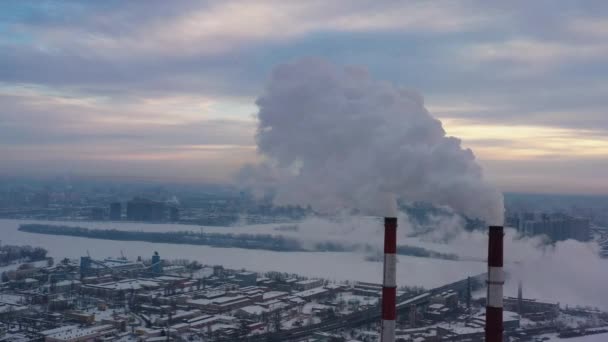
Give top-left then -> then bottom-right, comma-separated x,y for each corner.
1,0 -> 607,194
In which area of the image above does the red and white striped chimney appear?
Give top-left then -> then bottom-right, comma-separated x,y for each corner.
486,225 -> 504,342
381,217 -> 397,342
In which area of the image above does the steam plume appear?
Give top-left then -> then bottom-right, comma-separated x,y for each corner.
242,58 -> 503,224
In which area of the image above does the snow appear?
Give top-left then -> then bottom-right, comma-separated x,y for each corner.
41,324 -> 114,339
90,279 -> 160,290
293,287 -> 328,299
337,293 -> 378,307
0,294 -> 24,305
0,219 -> 485,289
262,291 -> 288,301
239,305 -> 267,315
301,303 -> 331,315
0,260 -> 48,273
546,332 -> 608,341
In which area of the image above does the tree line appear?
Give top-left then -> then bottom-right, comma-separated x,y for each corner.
18,224 -> 458,260
0,244 -> 48,265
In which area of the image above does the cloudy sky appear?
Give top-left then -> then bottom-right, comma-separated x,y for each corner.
1,0 -> 607,194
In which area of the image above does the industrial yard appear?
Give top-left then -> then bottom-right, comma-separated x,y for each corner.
1,243 -> 607,342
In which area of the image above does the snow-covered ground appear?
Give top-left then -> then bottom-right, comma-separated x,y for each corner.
0,260 -> 48,273
544,332 -> 608,341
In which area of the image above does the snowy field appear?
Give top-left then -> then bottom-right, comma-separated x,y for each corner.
0,219 -> 484,289
545,333 -> 608,341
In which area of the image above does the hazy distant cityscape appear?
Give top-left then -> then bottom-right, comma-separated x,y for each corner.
1,178 -> 607,341
2,178 -> 608,244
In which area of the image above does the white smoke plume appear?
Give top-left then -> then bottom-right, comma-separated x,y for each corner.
241,58 -> 503,224
270,215 -> 608,309
434,226 -> 608,310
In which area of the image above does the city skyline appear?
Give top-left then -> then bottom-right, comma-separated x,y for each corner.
1,1 -> 608,195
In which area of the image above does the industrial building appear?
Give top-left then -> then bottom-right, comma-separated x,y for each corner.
353,281 -> 383,297
504,297 -> 559,321
79,256 -> 145,278
293,278 -> 324,291
41,324 -> 116,342
234,271 -> 257,287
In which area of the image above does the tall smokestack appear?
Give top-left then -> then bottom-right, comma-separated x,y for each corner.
381,217 -> 397,342
486,225 -> 504,342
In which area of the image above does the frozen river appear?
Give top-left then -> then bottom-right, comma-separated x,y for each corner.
0,219 -> 485,288
2,218 -> 607,310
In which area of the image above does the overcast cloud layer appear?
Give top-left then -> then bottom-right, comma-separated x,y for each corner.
1,1 -> 607,193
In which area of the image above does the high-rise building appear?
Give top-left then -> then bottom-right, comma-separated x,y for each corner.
80,256 -> 92,278
90,207 -> 105,221
32,190 -> 50,208
151,252 -> 162,274
126,197 -> 166,222
109,202 -> 122,221
169,206 -> 179,222
515,213 -> 590,242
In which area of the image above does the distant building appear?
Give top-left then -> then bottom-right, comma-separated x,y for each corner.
187,295 -> 253,314
353,281 -> 383,297
213,265 -> 224,277
80,256 -> 144,278
169,206 -> 179,222
90,207 -> 105,221
234,272 -> 257,287
41,324 -> 116,342
430,290 -> 459,309
151,252 -> 162,275
32,190 -> 50,208
126,197 -> 165,222
510,212 -> 590,242
80,256 -> 92,278
109,202 -> 121,221
42,280 -> 81,294
82,279 -> 161,298
293,287 -> 329,300
504,297 -> 559,321
293,279 -> 324,291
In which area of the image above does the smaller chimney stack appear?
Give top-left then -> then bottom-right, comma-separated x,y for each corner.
381,217 -> 397,342
486,225 -> 504,342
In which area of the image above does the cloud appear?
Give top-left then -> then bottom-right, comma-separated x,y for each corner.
0,84 -> 255,137
1,0 -> 608,194
0,85 -> 258,181
481,158 -> 608,195
465,38 -> 608,71
568,17 -> 608,38
10,1 -> 485,60
0,1 -> 493,95
441,119 -> 608,159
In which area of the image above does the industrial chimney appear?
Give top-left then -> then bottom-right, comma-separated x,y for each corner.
485,225 -> 504,342
381,217 -> 397,342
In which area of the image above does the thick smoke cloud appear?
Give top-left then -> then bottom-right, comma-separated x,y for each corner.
244,58 -> 503,223
425,223 -> 608,310
277,215 -> 608,309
